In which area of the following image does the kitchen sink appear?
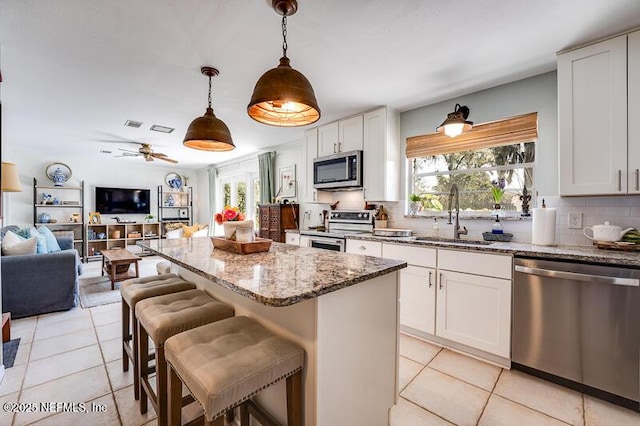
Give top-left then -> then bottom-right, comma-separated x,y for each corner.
412,236 -> 493,246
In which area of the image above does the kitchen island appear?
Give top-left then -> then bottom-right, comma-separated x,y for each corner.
139,237 -> 406,426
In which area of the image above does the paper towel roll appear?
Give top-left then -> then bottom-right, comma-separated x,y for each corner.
532,208 -> 557,246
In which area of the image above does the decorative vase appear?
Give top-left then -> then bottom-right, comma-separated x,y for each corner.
38,212 -> 51,223
409,202 -> 421,216
167,195 -> 175,207
223,220 -> 254,240
52,168 -> 65,187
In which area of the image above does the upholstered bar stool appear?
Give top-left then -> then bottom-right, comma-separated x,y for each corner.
120,273 -> 196,401
136,289 -> 234,425
165,316 -> 305,426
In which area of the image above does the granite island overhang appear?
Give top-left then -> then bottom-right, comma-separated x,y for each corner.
139,237 -> 407,426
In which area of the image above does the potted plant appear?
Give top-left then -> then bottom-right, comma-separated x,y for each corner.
143,214 -> 155,223
409,194 -> 422,216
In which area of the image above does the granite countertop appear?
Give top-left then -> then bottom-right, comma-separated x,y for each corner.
345,234 -> 640,267
139,238 -> 406,307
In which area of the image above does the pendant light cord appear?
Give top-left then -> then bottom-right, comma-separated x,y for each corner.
207,75 -> 213,109
281,15 -> 288,58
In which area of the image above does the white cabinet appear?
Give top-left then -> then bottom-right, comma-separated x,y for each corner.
345,239 -> 382,257
436,250 -> 512,358
317,116 -> 363,157
558,32 -> 636,195
299,235 -> 311,247
629,31 -> 640,193
383,243 -> 437,335
304,128 -> 319,203
285,232 -> 300,246
363,107 -> 400,201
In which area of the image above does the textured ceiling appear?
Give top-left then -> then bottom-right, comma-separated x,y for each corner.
1,0 -> 640,169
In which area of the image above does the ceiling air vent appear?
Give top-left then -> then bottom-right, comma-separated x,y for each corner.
150,124 -> 175,134
124,120 -> 143,128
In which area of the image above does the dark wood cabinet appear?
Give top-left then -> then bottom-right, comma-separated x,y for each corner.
258,204 -> 299,243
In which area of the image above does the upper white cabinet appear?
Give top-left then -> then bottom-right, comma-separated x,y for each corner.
558,32 -> 640,195
363,107 -> 400,201
304,128 -> 319,203
317,116 -> 363,157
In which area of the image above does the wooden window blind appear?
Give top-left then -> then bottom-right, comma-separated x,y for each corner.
406,112 -> 538,158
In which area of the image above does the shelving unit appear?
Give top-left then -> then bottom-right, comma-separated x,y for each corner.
158,186 -> 192,236
86,222 -> 160,261
33,178 -> 85,259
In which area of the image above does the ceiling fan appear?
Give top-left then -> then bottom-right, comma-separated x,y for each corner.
115,143 -> 178,164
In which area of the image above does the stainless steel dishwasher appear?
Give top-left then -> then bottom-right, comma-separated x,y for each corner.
513,257 -> 640,411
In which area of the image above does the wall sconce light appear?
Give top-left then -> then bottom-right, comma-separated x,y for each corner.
183,66 -> 235,151
247,0 -> 320,127
436,103 -> 473,138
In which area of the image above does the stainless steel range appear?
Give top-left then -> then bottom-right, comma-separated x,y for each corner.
299,210 -> 374,251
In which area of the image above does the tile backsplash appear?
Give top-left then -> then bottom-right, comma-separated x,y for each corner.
383,195 -> 640,247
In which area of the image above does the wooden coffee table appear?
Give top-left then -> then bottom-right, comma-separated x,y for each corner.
101,248 -> 141,290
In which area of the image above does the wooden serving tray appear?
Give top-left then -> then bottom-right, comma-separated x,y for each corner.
593,241 -> 640,251
211,237 -> 272,254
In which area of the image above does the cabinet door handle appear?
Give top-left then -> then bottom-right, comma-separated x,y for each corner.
333,142 -> 337,153
363,188 -> 367,199
359,245 -> 366,250
636,169 -> 639,191
313,191 -> 316,201
439,273 -> 444,289
338,141 -> 342,152
618,170 -> 622,191
428,271 -> 433,288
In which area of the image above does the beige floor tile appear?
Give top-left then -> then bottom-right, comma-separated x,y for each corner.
479,395 -> 569,426
37,307 -> 91,326
15,365 -> 111,425
428,349 -> 501,391
92,308 -> 121,327
0,364 -> 27,397
106,359 -> 134,391
30,328 -> 97,361
13,341 -> 31,367
399,356 -> 423,392
34,393 -> 120,426
390,397 -> 454,426
89,302 -> 122,315
33,317 -> 93,341
401,367 -> 490,426
494,369 -> 583,425
399,333 -> 441,365
100,337 -> 123,363
12,325 -> 35,344
114,385 -> 157,426
584,395 -> 640,425
11,316 -> 37,330
0,391 -> 19,426
96,322 -> 121,343
23,344 -> 103,388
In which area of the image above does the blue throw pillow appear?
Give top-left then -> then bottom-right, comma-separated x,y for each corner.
28,227 -> 48,254
14,228 -> 30,240
37,226 -> 61,252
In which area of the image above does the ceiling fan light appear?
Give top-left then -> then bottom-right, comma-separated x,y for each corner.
436,104 -> 473,138
183,107 -> 235,152
248,57 -> 320,127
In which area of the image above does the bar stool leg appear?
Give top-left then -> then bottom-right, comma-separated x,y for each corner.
157,345 -> 168,425
121,300 -> 129,372
286,370 -> 303,426
168,364 -> 182,426
138,321 -> 149,414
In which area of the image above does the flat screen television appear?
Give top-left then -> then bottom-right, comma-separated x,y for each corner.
95,187 -> 151,214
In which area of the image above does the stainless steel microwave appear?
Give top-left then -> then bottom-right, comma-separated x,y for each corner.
313,150 -> 362,190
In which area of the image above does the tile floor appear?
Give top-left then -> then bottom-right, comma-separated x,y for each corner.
2,257 -> 640,425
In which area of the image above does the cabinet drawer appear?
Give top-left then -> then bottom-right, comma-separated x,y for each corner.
345,239 -> 382,257
382,243 -> 436,268
438,249 -> 512,279
285,233 -> 300,246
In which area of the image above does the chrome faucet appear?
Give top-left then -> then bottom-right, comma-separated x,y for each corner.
447,183 -> 468,239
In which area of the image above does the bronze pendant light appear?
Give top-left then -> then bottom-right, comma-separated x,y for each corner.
436,103 -> 473,138
184,66 -> 235,151
247,0 -> 320,127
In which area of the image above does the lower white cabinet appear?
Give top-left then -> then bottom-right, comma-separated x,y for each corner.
435,270 -> 511,358
285,232 -> 300,246
345,239 -> 382,257
399,265 -> 436,334
299,235 -> 311,247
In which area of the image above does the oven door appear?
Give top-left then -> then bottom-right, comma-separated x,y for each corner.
308,236 -> 345,252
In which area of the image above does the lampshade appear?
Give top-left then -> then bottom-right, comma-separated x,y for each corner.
436,104 -> 473,138
183,67 -> 235,152
247,0 -> 320,127
1,162 -> 23,192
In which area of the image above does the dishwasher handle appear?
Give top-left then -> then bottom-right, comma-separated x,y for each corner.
515,265 -> 639,287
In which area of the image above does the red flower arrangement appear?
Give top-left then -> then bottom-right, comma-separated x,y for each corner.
214,206 -> 246,225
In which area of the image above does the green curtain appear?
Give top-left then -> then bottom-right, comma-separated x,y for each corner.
258,152 -> 276,204
207,166 -> 218,235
